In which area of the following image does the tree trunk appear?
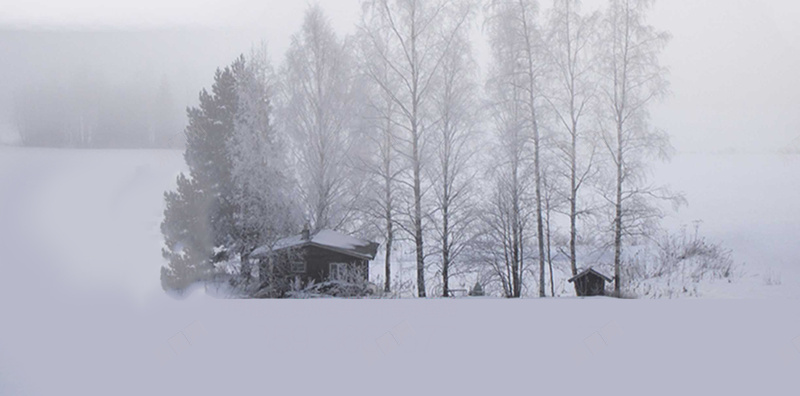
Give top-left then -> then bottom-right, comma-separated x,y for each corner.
546,201 -> 555,297
413,124 -> 426,298
520,4 -> 546,298
442,192 -> 450,297
569,119 -> 578,277
385,210 -> 393,293
613,121 -> 623,294
534,120 -> 546,298
442,227 -> 450,297
511,163 -> 521,298
383,116 -> 394,293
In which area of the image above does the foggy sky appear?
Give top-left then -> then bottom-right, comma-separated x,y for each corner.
1,0 -> 798,152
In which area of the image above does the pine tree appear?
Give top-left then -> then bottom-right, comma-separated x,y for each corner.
161,52 -> 300,294
160,174 -> 216,291
160,59 -> 241,293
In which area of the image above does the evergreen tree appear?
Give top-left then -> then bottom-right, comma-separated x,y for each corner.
160,59 -> 241,293
160,174 -> 216,291
161,52 -> 299,294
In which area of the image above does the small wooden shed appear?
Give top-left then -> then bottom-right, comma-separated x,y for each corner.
568,268 -> 612,297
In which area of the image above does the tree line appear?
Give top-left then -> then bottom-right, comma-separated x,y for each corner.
162,0 -> 722,298
12,74 -> 184,148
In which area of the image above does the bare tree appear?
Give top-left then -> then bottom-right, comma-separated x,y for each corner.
357,18 -> 405,293
360,0 -> 474,297
597,0 -> 681,294
485,0 -> 547,297
429,22 -> 479,297
543,0 -> 600,282
483,18 -> 531,298
540,159 -> 565,297
279,5 -> 360,231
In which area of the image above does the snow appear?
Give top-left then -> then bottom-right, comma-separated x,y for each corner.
256,229 -> 375,257
306,229 -> 372,250
1,146 -> 799,395
653,152 -> 800,298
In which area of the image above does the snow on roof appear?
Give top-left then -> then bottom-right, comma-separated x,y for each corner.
251,229 -> 379,260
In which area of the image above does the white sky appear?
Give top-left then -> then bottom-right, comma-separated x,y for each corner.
2,0 -> 799,152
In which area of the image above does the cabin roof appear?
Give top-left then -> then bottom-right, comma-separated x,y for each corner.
568,267 -> 613,283
251,229 -> 380,260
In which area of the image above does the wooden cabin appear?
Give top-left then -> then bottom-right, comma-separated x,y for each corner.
568,268 -> 612,297
251,228 -> 379,285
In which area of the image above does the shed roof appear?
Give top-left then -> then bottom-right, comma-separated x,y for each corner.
568,267 -> 613,283
251,229 -> 380,260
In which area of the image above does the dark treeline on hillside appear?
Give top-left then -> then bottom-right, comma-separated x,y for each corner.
13,76 -> 183,148
0,29 -> 268,148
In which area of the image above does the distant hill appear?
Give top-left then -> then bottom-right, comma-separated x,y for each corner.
0,29 -> 266,149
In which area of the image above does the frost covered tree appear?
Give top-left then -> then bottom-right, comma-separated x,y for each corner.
485,0 -> 547,297
543,0 -> 600,280
429,23 -> 479,297
228,46 -> 300,285
280,5 -> 361,232
360,0 -> 474,298
357,19 -> 404,293
161,52 -> 297,294
161,174 -> 217,292
161,61 -> 239,292
482,36 -> 532,298
597,0 -> 682,294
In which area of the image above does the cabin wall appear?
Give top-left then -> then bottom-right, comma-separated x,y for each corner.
574,275 -> 607,297
276,245 -> 369,284
304,245 -> 369,283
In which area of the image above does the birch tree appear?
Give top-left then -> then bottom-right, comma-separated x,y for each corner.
484,7 -> 530,297
429,23 -> 479,297
280,5 -> 360,231
598,0 -> 681,294
360,0 -> 474,297
485,0 -> 547,297
543,0 -> 600,281
357,19 -> 404,293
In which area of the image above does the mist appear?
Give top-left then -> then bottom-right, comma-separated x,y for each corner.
0,29 -> 272,146
2,0 -> 799,151
1,1 -> 800,395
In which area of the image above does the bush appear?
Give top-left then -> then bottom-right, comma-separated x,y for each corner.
284,280 -> 374,298
622,224 -> 736,298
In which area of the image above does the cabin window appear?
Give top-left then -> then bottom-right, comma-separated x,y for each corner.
290,260 -> 306,274
329,262 -> 348,281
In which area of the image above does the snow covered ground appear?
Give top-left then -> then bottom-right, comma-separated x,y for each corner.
654,152 -> 800,298
0,146 -> 799,395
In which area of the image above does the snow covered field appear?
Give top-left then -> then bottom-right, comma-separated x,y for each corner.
1,146 -> 799,395
654,152 -> 800,298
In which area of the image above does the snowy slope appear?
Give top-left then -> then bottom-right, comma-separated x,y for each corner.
1,147 -> 799,395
